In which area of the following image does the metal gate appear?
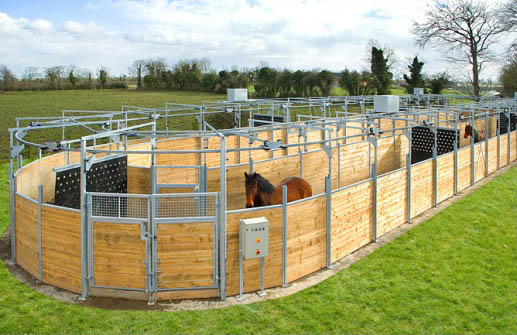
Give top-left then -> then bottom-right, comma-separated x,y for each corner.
152,165 -> 207,194
87,191 -> 218,300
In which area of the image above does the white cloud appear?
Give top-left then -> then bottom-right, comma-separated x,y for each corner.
0,1 -> 513,80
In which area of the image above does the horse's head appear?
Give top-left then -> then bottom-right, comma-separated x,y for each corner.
464,124 -> 472,139
244,172 -> 258,208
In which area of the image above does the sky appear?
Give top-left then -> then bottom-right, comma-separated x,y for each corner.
0,0 -> 514,80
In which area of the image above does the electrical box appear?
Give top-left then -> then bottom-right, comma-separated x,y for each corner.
227,88 -> 248,101
414,88 -> 424,95
373,95 -> 399,114
240,217 -> 269,259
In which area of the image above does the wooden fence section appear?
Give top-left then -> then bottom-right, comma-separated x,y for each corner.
488,138 -> 498,174
226,207 -> 283,296
15,195 -> 39,279
127,166 -> 150,194
92,222 -> 146,289
126,142 -> 152,166
41,205 -> 81,293
331,181 -> 373,262
457,147 -> 472,191
511,132 -> 517,161
156,222 -> 215,289
410,160 -> 434,218
377,169 -> 408,236
500,136 -> 509,167
474,143 -> 487,183
335,142 -> 370,189
436,152 -> 455,204
286,196 -> 327,283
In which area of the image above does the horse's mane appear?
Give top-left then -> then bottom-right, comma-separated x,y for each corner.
255,173 -> 275,194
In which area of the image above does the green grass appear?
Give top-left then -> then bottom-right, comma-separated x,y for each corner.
0,162 -> 515,334
0,90 -> 226,161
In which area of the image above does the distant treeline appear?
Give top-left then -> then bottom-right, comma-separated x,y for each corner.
0,45 -> 458,96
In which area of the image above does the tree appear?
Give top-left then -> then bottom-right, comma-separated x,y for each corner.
339,69 -> 374,96
277,70 -> 294,97
129,59 -> 146,89
0,65 -> 17,91
45,66 -> 65,89
403,56 -> 425,93
499,0 -> 517,56
68,65 -> 79,89
144,59 -> 166,89
22,67 -> 38,90
499,52 -> 517,97
318,70 -> 335,96
412,0 -> 508,97
98,67 -> 109,89
370,46 -> 393,95
427,72 -> 451,94
255,67 -> 279,98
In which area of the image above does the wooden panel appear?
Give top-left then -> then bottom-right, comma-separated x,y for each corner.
302,150 -> 328,195
286,196 -> 326,283
410,160 -> 433,218
156,137 -> 199,166
127,166 -> 150,194
457,147 -> 472,191
331,181 -> 373,262
157,222 -> 214,289
500,136 -> 508,167
41,206 -> 81,293
337,142 -> 370,188
511,132 -> 517,162
377,168 -> 408,236
226,207 -> 283,296
15,195 -> 39,279
93,222 -> 146,289
375,135 -> 408,176
473,143 -> 486,182
126,142 -> 152,167
437,152 -> 454,203
487,138 -> 498,174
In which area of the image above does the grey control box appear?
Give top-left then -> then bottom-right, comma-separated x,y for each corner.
240,217 -> 269,259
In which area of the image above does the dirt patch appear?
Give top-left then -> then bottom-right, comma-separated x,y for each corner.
2,163 -> 514,311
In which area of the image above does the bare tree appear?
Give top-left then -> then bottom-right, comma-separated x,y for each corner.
23,67 -> 39,90
366,40 -> 399,72
499,0 -> 517,55
412,0 -> 508,97
45,66 -> 65,89
128,59 -> 146,89
0,65 -> 17,91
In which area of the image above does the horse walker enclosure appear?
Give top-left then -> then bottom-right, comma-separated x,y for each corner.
8,94 -> 517,303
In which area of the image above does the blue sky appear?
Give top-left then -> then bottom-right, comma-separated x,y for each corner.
0,0 -> 514,79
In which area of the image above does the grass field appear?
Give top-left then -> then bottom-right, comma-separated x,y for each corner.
0,161 -> 515,334
0,90 -> 226,161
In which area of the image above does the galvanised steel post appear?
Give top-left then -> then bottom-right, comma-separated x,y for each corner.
470,115 -> 475,185
454,116 -> 459,195
282,185 -> 287,287
219,136 -> 227,300
325,176 -> 332,268
38,184 -> 43,282
497,111 -> 501,170
405,129 -> 412,223
484,110 -> 489,176
432,126 -> 437,207
80,138 -> 89,300
9,131 -> 16,265
507,109 -> 511,165
371,136 -> 378,243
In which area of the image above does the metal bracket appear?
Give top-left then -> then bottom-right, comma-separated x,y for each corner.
322,144 -> 332,156
10,144 -> 24,158
403,130 -> 411,139
262,139 -> 286,151
110,134 -> 120,144
367,136 -> 377,146
85,155 -> 96,171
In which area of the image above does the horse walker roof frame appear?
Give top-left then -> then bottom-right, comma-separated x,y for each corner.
8,94 -> 517,303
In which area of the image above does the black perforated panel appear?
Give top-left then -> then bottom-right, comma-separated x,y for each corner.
499,112 -> 516,135
54,156 -> 127,209
411,127 -> 458,164
252,114 -> 285,127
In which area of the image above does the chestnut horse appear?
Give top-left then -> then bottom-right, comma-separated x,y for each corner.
464,124 -> 483,143
244,172 -> 312,208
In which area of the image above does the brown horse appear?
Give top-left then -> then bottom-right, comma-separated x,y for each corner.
244,172 -> 312,208
464,124 -> 483,143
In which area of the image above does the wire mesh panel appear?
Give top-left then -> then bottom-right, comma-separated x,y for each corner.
154,194 -> 217,219
155,166 -> 200,185
252,114 -> 286,127
90,194 -> 148,219
411,126 -> 458,164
